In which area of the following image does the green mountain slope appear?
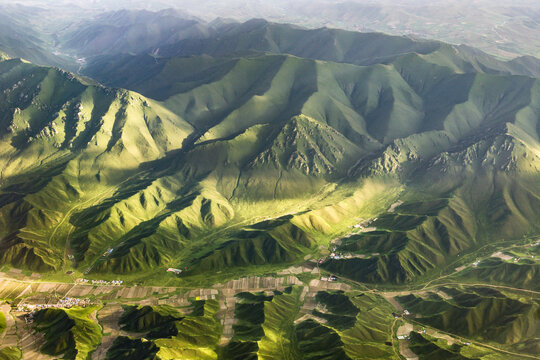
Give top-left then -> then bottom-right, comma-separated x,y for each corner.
398,286 -> 539,355
33,306 -> 102,360
156,19 -> 441,65
0,57 -> 192,271
1,14 -> 540,360
2,37 -> 540,285
0,22 -> 539,360
58,9 -> 209,57
84,19 -> 540,83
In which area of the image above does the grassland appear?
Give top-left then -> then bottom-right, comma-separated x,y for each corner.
0,347 -> 21,360
33,306 -> 102,359
0,312 -> 5,335
5,48 -> 540,284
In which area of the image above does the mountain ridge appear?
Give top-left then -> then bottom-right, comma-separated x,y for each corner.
0,15 -> 539,359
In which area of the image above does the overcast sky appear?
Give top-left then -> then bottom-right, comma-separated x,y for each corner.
3,0 -> 540,9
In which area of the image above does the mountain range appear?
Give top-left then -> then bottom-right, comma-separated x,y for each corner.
0,8 -> 538,360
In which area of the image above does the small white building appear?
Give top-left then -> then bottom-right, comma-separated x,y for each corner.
167,268 -> 182,274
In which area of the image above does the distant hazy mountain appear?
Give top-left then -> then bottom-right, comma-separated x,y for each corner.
279,0 -> 540,59
84,19 -> 540,83
58,9 -> 210,57
4,0 -> 540,59
0,4 -> 77,70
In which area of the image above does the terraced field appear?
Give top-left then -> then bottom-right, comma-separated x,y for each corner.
0,265 -> 538,359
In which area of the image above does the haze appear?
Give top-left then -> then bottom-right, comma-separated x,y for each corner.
2,0 -> 540,58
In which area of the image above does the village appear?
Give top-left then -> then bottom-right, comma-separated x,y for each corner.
15,296 -> 95,325
75,278 -> 123,285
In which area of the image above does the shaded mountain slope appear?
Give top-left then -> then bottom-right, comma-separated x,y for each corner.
1,12 -> 540,360
84,19 -> 540,82
397,286 -> 539,354
0,57 -> 192,271
325,124 -> 540,284
155,19 -> 441,66
32,306 -> 102,360
58,9 -> 210,57
1,28 -> 540,285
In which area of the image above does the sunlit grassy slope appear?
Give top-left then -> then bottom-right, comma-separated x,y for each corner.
33,306 -> 102,360
8,284 -> 531,360
1,19 -> 540,358
154,300 -> 222,360
0,347 -> 21,360
0,57 -> 192,272
0,28 -> 540,283
2,38 -> 540,287
102,288 -> 400,359
0,310 -> 20,360
106,301 -> 219,360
